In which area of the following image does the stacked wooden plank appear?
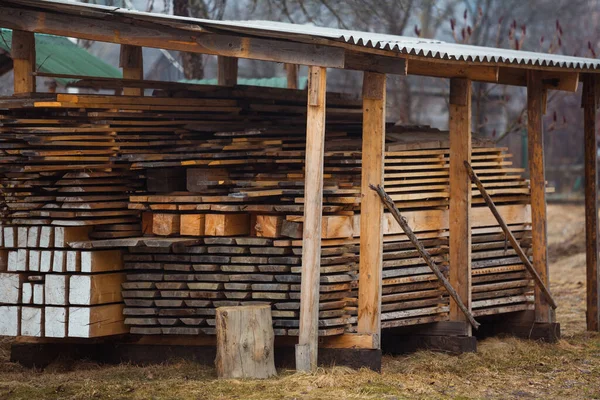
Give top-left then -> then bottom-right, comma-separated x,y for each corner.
0,87 -> 539,340
118,119 -> 536,335
0,226 -> 127,338
0,95 -> 146,338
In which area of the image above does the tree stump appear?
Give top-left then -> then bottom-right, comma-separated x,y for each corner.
215,305 -> 277,379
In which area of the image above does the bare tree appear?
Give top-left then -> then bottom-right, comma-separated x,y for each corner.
173,0 -> 228,79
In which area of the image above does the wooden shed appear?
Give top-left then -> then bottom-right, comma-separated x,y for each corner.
0,0 -> 599,372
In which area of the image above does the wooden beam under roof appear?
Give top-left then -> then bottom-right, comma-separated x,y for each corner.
408,59 -> 498,83
499,67 -> 579,92
0,5 -> 345,68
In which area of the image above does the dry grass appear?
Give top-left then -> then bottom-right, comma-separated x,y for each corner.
1,204 -> 599,400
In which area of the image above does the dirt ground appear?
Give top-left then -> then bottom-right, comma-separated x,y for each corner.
0,204 -> 599,400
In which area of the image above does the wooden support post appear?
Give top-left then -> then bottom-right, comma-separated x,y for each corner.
286,64 -> 299,89
12,30 -> 36,94
296,66 -> 326,372
119,45 -> 143,96
449,78 -> 472,336
217,56 -> 238,86
583,74 -> 600,331
215,305 -> 276,379
527,70 -> 553,323
357,72 -> 385,345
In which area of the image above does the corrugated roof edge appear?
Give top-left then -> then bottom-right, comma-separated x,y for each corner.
4,0 -> 600,72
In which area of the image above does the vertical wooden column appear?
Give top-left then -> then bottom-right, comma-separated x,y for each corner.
449,78 -> 472,336
12,30 -> 36,94
527,70 -> 553,323
583,74 -> 600,331
218,56 -> 238,86
296,66 -> 327,372
357,72 -> 386,344
286,64 -> 299,89
119,45 -> 143,96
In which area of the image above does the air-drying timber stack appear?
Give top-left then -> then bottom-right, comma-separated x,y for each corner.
0,87 -> 538,340
0,95 -> 143,338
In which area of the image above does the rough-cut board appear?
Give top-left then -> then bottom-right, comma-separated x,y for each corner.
180,214 -> 206,236
152,214 -> 181,236
80,250 -> 123,273
69,273 -> 125,305
0,306 -> 20,336
68,304 -> 127,338
205,214 -> 250,236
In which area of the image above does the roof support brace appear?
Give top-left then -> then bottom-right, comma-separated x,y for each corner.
12,29 -> 35,94
120,45 -> 143,96
582,74 -> 600,331
449,78 -> 473,336
296,66 -> 327,372
357,72 -> 386,346
527,70 -> 554,323
217,56 -> 238,86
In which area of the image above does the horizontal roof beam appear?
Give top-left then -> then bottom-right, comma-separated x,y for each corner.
498,67 -> 579,92
344,51 -> 407,75
0,6 -> 345,68
407,59 -> 499,82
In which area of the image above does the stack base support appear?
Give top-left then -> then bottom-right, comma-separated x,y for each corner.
382,322 -> 477,355
476,310 -> 561,343
10,336 -> 381,371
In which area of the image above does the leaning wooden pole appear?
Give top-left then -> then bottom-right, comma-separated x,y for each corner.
464,161 -> 557,309
296,66 -> 327,372
582,74 -> 600,331
370,184 -> 480,330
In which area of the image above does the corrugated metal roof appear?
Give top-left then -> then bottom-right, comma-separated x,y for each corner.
4,0 -> 600,72
193,20 -> 600,70
0,28 -> 122,85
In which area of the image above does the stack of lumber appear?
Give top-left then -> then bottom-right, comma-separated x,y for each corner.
0,88 -> 364,338
0,226 -> 127,338
114,118 -> 536,335
0,95 -> 145,338
0,87 -> 540,339
118,237 -> 356,336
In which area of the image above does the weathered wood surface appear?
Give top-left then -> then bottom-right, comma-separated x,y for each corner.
215,305 -> 276,379
465,161 -> 556,309
449,78 -> 473,335
527,70 -> 553,323
297,66 -> 327,372
217,57 -> 238,87
583,73 -> 600,331
12,30 -> 36,94
0,83 -> 537,341
370,184 -> 480,330
358,72 -> 385,341
120,45 -> 143,96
